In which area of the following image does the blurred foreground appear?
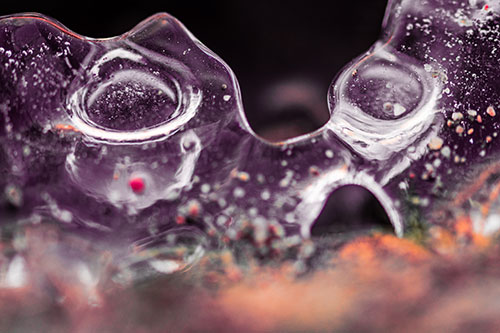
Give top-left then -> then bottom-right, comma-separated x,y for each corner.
1,214 -> 499,332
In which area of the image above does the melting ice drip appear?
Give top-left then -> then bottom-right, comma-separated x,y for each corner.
1,1 -> 500,274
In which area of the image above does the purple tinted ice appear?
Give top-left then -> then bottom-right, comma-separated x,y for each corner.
1,1 -> 500,255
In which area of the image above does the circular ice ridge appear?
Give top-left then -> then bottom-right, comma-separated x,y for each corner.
67,48 -> 201,144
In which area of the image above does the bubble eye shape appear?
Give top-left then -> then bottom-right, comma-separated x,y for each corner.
0,13 -> 244,144
0,13 -> 248,230
328,46 -> 442,162
346,58 -> 423,120
67,46 -> 202,144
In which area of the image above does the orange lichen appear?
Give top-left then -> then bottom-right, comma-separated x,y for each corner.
377,234 -> 430,260
453,216 -> 492,249
339,238 -> 377,264
429,227 -> 456,254
455,216 -> 473,237
339,234 -> 430,264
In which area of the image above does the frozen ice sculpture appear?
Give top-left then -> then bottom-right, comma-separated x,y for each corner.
1,0 -> 500,260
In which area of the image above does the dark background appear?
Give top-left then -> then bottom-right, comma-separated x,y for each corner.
0,0 -> 388,140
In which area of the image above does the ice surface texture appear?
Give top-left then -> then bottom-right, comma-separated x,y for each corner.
1,0 -> 500,251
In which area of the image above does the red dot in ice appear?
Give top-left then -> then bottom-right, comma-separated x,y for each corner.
129,177 -> 145,194
176,216 -> 186,225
